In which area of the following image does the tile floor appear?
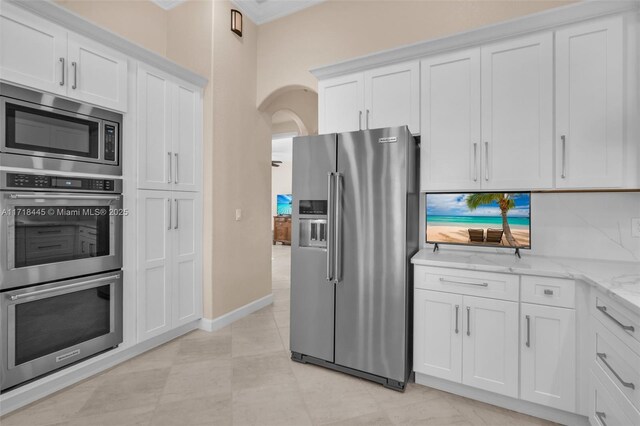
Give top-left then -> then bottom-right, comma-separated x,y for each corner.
1,245 -> 556,425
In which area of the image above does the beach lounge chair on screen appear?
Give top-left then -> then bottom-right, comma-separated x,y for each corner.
486,228 -> 504,245
468,229 -> 484,243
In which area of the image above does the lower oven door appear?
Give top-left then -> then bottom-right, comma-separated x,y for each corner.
1,271 -> 123,392
0,191 -> 123,290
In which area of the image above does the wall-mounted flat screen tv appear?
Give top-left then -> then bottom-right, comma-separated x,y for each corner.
277,194 -> 293,216
426,192 -> 531,249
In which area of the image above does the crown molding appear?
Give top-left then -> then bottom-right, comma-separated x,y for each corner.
311,0 -> 640,80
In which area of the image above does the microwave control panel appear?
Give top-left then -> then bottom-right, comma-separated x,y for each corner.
104,123 -> 117,162
6,173 -> 119,192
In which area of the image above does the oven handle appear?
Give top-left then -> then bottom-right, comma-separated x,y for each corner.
9,194 -> 121,201
8,274 -> 121,301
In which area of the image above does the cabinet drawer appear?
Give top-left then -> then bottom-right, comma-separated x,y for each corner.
521,275 -> 575,308
414,266 -> 519,301
591,291 -> 640,354
591,367 -> 640,426
594,319 -> 640,414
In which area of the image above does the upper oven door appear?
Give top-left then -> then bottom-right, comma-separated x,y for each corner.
0,97 -> 118,166
0,192 -> 123,290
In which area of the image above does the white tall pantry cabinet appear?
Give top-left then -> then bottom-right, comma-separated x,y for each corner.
136,65 -> 203,342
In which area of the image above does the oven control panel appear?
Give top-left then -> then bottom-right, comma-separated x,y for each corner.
5,173 -> 121,193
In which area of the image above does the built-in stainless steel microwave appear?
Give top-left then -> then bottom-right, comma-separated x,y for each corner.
0,84 -> 122,176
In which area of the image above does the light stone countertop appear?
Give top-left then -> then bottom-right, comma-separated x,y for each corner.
411,249 -> 640,315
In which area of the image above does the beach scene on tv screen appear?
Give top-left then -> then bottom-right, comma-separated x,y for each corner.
426,193 -> 531,248
277,194 -> 292,216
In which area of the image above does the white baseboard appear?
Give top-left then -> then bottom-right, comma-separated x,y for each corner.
199,293 -> 274,332
0,321 -> 200,417
415,373 -> 589,426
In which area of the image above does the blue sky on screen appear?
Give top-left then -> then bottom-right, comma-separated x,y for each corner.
427,193 -> 530,217
277,194 -> 292,204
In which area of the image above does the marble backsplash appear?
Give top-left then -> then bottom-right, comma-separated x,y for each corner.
424,192 -> 640,262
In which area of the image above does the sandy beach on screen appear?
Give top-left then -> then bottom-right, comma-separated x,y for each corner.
427,225 -> 530,247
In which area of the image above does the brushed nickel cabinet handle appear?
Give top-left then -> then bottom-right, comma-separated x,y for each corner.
168,152 -> 172,184
595,411 -> 607,426
473,142 -> 478,182
466,306 -> 471,336
484,141 -> 489,181
440,278 -> 488,287
167,198 -> 171,231
455,304 -> 459,334
174,153 -> 179,184
59,57 -> 65,86
561,135 -> 567,179
71,61 -> 77,89
174,199 -> 178,230
597,352 -> 635,389
525,315 -> 531,347
597,305 -> 635,332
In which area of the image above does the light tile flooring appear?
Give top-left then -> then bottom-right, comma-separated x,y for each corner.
2,245 -> 555,426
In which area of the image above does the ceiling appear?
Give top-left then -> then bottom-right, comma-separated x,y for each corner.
230,0 -> 325,25
152,0 -> 323,25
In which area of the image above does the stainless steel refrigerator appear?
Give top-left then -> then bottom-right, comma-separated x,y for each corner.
290,126 -> 419,391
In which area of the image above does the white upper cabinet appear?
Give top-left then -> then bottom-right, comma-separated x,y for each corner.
138,65 -> 173,191
0,4 -> 66,96
318,73 -> 364,134
364,61 -> 420,134
138,65 -> 202,192
67,33 -> 128,112
421,49 -> 481,191
319,61 -> 419,134
555,17 -> 624,189
172,81 -> 202,192
481,33 -> 554,190
0,4 -> 128,112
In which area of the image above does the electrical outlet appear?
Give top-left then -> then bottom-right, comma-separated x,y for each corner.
632,218 -> 640,238
235,209 -> 242,221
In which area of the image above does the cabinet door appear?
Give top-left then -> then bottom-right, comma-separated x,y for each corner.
138,65 -> 172,191
421,49 -> 481,191
463,296 -> 519,397
318,73 -> 364,134
67,33 -> 128,112
414,289 -> 463,382
0,3 -> 66,95
172,81 -> 201,192
521,303 -> 576,412
137,190 -> 173,341
481,33 -> 553,190
171,193 -> 202,327
555,17 -> 623,188
364,61 -> 420,134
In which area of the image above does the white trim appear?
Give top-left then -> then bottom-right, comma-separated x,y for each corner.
199,293 -> 274,332
415,373 -> 589,426
310,0 -> 640,80
8,0 -> 208,88
150,0 -> 185,11
0,321 -> 200,416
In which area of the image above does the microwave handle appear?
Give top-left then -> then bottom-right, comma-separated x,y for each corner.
9,194 -> 120,201
8,274 -> 121,301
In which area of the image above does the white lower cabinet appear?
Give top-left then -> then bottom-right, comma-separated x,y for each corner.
414,289 -> 519,398
414,289 -> 463,382
137,190 -> 202,341
462,296 -> 519,398
521,303 -> 576,412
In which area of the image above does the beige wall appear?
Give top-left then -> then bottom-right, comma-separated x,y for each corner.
209,0 -> 272,317
256,0 -> 576,105
55,0 -> 168,56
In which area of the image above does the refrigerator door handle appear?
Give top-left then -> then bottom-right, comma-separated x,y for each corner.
334,172 -> 342,284
326,172 -> 334,282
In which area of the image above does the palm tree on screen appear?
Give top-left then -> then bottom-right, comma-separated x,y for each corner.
466,193 -> 517,246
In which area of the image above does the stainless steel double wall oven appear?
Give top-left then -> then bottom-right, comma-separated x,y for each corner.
0,84 -> 124,392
